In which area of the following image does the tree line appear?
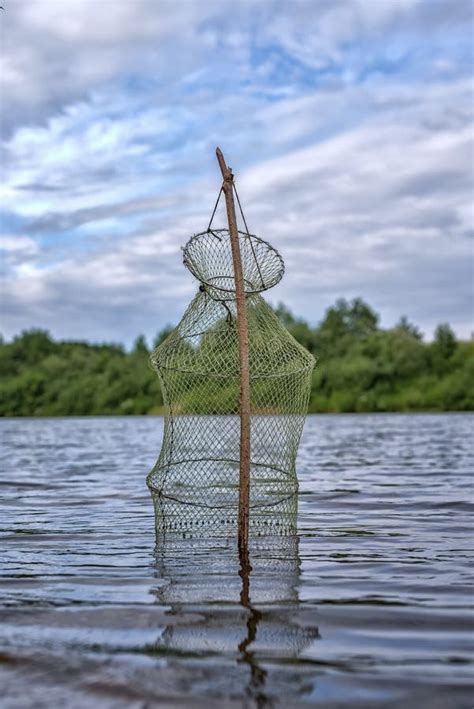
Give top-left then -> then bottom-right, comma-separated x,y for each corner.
0,298 -> 472,416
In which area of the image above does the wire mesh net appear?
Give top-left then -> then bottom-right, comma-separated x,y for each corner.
183,228 -> 284,299
147,226 -> 315,536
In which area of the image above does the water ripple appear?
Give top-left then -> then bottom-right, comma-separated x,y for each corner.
0,413 -> 473,707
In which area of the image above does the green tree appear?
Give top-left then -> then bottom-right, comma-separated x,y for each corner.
429,323 -> 458,376
396,316 -> 423,340
132,335 -> 149,354
433,323 -> 457,359
319,298 -> 378,340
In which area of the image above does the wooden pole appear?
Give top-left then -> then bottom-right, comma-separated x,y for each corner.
215,147 -> 250,549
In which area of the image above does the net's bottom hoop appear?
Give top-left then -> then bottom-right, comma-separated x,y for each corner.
147,458 -> 297,507
151,491 -> 298,538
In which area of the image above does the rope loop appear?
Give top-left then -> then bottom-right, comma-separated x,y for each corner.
206,182 -> 265,290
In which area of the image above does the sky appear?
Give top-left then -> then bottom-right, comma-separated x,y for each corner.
1,0 -> 473,347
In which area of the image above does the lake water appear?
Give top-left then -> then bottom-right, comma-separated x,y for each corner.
1,414 -> 473,708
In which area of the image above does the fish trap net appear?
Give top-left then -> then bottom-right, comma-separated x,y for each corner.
147,222 -> 315,537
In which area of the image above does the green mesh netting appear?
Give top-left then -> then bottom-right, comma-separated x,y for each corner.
147,227 -> 315,536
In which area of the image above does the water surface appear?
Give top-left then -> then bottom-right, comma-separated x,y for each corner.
1,414 -> 473,707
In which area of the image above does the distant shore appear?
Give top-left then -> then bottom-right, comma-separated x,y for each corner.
1,298 -> 473,416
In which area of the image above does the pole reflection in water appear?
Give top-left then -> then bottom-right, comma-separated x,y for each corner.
152,498 -> 319,705
238,541 -> 268,708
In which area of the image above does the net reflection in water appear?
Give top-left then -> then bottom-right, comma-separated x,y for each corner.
151,503 -> 319,704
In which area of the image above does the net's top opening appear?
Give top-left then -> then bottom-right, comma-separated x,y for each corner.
183,229 -> 284,300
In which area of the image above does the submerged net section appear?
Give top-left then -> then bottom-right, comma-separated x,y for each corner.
152,534 -> 319,678
147,228 -> 315,536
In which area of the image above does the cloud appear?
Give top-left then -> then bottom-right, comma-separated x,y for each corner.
1,0 -> 210,135
239,79 -> 473,335
0,0 -> 473,344
2,0 -> 471,136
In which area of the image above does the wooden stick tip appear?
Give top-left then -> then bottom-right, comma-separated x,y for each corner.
215,147 -> 229,178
